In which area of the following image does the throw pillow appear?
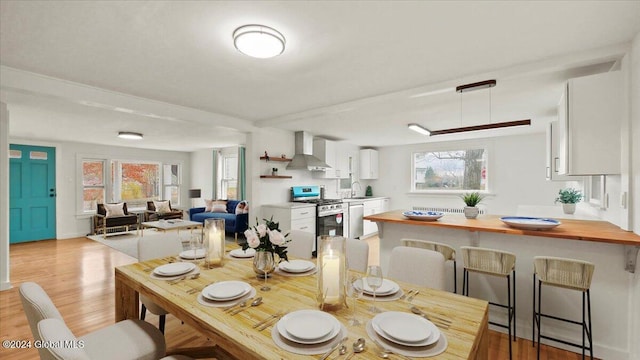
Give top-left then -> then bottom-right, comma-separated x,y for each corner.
153,200 -> 171,213
104,203 -> 125,217
205,199 -> 227,213
235,201 -> 249,214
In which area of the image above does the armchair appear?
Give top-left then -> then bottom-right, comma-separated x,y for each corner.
93,203 -> 139,238
144,200 -> 183,222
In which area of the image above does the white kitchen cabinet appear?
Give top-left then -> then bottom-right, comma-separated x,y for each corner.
313,139 -> 349,179
359,149 -> 379,179
261,204 -> 316,235
362,199 -> 382,238
545,121 -> 575,181
557,71 -> 622,175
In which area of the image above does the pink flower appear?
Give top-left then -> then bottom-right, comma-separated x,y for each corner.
244,229 -> 260,248
256,223 -> 267,237
268,229 -> 285,245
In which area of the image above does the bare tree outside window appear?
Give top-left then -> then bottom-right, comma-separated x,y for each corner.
413,149 -> 487,191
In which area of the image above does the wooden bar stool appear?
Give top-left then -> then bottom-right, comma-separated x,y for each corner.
461,246 -> 516,360
401,239 -> 457,293
532,256 -> 595,360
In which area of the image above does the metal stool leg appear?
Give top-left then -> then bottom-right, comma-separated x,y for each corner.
587,289 -> 593,360
537,279 -> 542,360
513,269 -> 516,341
532,273 -> 536,347
507,273 -> 512,360
453,260 -> 457,294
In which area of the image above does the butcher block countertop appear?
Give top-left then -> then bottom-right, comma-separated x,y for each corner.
364,210 -> 640,246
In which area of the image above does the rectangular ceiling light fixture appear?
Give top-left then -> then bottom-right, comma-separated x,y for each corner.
429,119 -> 531,136
408,123 -> 431,136
456,79 -> 497,92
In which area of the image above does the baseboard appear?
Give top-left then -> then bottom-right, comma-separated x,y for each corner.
0,281 -> 13,291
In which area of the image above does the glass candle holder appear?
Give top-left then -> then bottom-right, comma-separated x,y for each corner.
317,236 -> 347,311
204,218 -> 225,268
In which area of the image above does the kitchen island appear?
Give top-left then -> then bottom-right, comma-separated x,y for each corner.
365,210 -> 640,359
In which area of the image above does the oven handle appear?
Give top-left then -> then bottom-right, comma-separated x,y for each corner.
317,210 -> 344,217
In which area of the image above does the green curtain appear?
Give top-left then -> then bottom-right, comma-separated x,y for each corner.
212,149 -> 219,199
237,146 -> 246,200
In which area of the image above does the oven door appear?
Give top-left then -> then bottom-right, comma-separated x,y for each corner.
317,212 -> 344,238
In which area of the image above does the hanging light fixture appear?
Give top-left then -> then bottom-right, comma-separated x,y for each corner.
233,24 -> 285,59
427,79 -> 530,136
408,123 -> 431,136
117,131 -> 143,140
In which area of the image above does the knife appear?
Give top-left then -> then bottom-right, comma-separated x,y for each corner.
253,311 -> 282,329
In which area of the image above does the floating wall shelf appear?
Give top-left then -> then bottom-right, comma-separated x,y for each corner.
260,175 -> 292,179
260,156 -> 292,162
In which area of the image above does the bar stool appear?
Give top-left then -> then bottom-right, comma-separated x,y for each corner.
401,239 -> 457,293
461,246 -> 516,360
532,256 -> 595,360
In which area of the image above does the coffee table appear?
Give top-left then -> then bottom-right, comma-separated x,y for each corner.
140,219 -> 202,236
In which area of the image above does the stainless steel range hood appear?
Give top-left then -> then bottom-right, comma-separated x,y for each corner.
286,131 -> 331,171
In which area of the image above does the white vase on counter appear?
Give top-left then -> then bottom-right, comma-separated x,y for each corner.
562,203 -> 576,215
463,206 -> 479,219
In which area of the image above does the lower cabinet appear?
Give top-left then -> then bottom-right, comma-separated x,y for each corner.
261,204 -> 316,235
362,198 -> 388,238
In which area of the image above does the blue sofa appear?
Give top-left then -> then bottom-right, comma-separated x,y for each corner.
189,200 -> 249,240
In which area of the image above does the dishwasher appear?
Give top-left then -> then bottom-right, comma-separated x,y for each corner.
348,202 -> 364,239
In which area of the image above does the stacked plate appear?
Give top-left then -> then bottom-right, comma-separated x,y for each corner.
276,260 -> 316,276
356,278 -> 403,301
367,311 -> 447,357
198,281 -> 256,308
179,248 -> 205,260
229,248 -> 256,258
153,262 -> 196,280
271,310 -> 346,355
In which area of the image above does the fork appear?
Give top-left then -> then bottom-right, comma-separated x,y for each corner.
254,312 -> 284,331
168,273 -> 200,284
399,289 -> 416,300
371,337 -> 412,360
406,290 -> 420,302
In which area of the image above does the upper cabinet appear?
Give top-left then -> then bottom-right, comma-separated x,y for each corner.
359,149 -> 379,179
313,139 -> 349,179
557,71 -> 622,175
545,121 -> 575,181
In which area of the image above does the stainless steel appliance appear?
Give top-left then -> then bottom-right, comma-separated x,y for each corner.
348,202 -> 364,239
291,185 -> 344,256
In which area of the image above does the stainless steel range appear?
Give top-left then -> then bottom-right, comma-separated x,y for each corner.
291,186 -> 344,256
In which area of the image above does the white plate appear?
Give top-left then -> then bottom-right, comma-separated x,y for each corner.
179,249 -> 205,259
202,281 -> 251,301
272,323 -> 347,356
197,288 -> 256,308
500,216 -> 561,230
402,211 -> 444,221
279,259 -> 315,273
153,262 -> 196,276
358,278 -> 399,296
229,248 -> 256,258
372,312 -> 439,346
279,310 -> 339,342
276,312 -> 340,344
366,321 -> 447,357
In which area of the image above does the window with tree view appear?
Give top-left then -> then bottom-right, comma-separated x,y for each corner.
112,161 -> 160,209
82,160 -> 105,211
413,149 -> 487,192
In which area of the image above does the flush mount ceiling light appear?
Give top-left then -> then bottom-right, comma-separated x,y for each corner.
408,123 -> 431,136
117,131 -> 143,140
426,79 -> 531,136
233,24 -> 285,59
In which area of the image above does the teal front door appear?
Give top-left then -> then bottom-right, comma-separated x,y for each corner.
9,144 -> 56,243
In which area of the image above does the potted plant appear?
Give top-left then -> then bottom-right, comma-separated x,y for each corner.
555,188 -> 583,214
271,167 -> 278,176
460,192 -> 485,219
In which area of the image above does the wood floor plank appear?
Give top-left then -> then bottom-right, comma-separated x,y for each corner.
0,237 -> 594,359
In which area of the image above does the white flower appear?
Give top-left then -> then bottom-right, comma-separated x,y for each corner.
256,223 -> 267,237
244,229 -> 260,248
268,229 -> 285,245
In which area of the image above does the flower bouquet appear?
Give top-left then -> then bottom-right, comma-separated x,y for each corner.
243,217 -> 290,262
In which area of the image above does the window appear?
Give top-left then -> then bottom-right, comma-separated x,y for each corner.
82,160 -> 106,211
163,164 -> 181,206
112,161 -> 160,209
412,149 -> 487,192
220,153 -> 238,199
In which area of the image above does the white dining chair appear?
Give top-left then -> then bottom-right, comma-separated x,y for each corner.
286,230 -> 315,259
19,282 -> 177,360
346,237 -> 369,272
387,246 -> 446,290
401,238 -> 457,293
138,233 -> 184,333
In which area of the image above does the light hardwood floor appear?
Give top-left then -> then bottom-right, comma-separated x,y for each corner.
1,237 -> 592,360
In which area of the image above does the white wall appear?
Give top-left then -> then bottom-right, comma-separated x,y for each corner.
9,138 -> 191,239
0,103 -> 10,290
373,133 -> 564,215
190,149 -> 214,208
629,30 -> 640,360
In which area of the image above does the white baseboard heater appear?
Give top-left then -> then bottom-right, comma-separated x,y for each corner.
412,206 -> 486,215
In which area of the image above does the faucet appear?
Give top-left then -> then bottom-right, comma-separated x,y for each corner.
350,181 -> 362,198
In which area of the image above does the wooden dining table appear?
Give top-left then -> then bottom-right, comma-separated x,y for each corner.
114,245 -> 489,359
